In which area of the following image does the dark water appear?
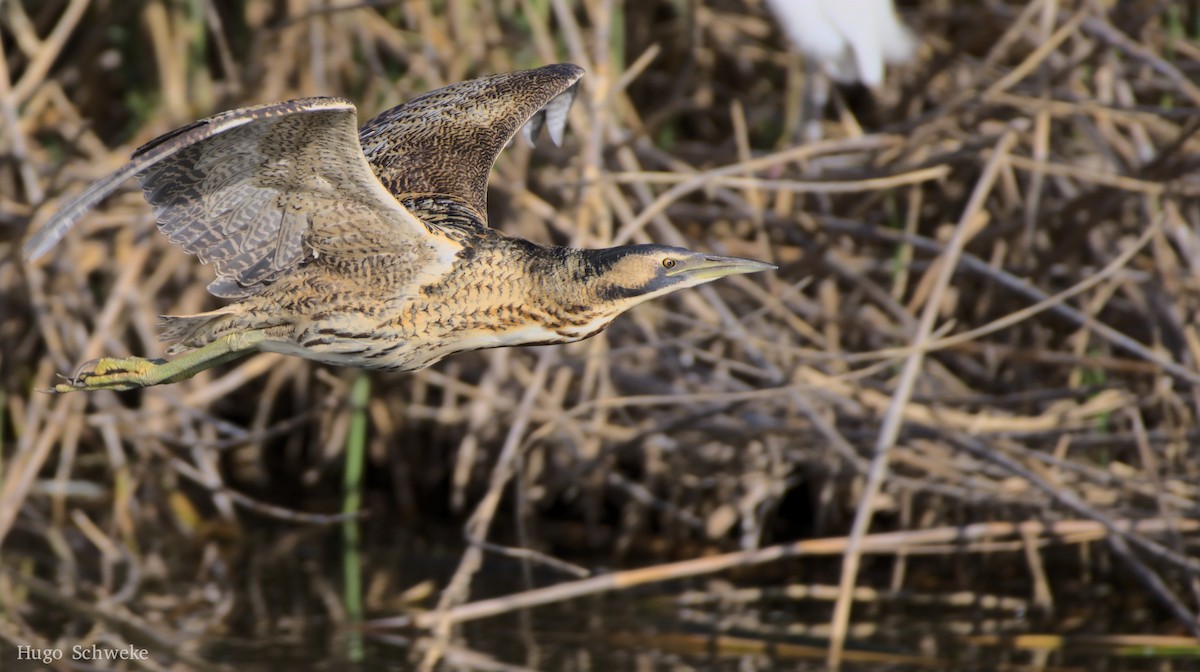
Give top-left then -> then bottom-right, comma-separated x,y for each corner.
5,519 -> 1197,671
187,590 -> 1200,672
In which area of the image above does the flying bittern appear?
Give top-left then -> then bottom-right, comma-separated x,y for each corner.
24,64 -> 775,393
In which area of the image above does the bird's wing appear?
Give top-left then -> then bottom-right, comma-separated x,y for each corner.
24,98 -> 440,298
359,63 -> 584,225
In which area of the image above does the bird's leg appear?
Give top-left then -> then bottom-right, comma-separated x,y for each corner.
52,330 -> 268,393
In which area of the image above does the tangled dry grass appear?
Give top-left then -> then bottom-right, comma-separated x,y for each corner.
3,0 -> 1200,669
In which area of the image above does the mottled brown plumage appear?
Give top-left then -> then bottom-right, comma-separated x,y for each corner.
24,64 -> 774,393
361,64 -> 578,224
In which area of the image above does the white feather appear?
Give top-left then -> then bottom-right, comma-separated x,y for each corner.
765,0 -> 916,87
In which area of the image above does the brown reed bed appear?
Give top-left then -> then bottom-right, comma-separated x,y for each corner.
3,0 -> 1200,669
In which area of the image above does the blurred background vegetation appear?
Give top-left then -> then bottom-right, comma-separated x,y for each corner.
3,0 -> 1200,669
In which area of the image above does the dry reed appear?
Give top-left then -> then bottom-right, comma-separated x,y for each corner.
2,0 -> 1199,669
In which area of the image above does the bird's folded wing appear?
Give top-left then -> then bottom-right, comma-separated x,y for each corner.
358,63 -> 584,225
24,98 -> 436,298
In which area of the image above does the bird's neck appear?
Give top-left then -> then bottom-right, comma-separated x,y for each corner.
508,240 -> 586,305
492,240 -> 622,342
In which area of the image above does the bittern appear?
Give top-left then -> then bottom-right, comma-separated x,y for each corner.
24,64 -> 774,393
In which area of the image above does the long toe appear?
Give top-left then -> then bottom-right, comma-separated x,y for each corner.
50,356 -> 163,393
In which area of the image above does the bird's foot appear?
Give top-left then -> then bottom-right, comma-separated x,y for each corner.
51,356 -> 167,393
46,331 -> 268,393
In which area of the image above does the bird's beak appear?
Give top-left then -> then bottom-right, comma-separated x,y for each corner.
666,253 -> 777,282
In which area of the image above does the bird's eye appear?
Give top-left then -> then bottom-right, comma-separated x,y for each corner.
662,258 -> 676,269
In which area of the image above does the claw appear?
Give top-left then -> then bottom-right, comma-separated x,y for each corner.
69,358 -> 103,385
39,373 -> 73,394
43,368 -> 90,394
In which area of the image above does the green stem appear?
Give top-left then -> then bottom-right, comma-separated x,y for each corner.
342,373 -> 370,662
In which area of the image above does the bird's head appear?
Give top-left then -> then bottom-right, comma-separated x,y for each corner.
551,244 -> 775,338
587,244 -> 775,302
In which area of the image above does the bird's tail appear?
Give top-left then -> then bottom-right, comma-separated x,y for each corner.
158,309 -> 230,348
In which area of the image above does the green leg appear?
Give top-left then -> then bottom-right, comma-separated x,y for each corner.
53,330 -> 268,393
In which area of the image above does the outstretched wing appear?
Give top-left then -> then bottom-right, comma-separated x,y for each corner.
24,98 -> 441,298
359,63 -> 584,225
